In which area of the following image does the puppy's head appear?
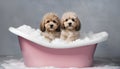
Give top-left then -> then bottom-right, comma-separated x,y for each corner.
61,12 -> 81,31
40,13 -> 60,32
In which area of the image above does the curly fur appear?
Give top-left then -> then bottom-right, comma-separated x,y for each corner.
40,12 -> 60,42
60,12 -> 81,42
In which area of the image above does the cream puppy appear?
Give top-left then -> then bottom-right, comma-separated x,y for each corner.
60,12 -> 81,42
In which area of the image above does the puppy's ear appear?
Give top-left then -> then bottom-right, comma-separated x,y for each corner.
40,20 -> 45,32
56,25 -> 60,32
75,17 -> 81,31
56,18 -> 61,32
60,19 -> 65,29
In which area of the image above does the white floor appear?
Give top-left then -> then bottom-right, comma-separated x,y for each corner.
0,56 -> 120,69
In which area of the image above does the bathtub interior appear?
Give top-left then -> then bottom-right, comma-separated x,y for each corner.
9,25 -> 108,49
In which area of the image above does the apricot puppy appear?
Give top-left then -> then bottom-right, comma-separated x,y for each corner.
40,13 -> 60,42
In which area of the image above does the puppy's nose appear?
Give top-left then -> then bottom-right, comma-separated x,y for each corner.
50,24 -> 53,28
69,22 -> 72,26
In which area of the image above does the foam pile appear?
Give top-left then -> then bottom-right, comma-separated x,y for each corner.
9,25 -> 108,48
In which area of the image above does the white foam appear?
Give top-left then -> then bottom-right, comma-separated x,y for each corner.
1,58 -> 120,69
9,25 -> 108,49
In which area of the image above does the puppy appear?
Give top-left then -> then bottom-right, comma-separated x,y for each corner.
40,12 -> 60,42
60,12 -> 81,42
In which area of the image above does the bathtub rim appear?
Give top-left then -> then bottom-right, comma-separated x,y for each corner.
9,26 -> 108,49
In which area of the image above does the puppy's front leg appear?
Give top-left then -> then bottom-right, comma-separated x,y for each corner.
66,36 -> 76,42
66,32 -> 75,42
60,33 -> 68,40
60,34 -> 67,40
44,36 -> 52,42
42,33 -> 53,42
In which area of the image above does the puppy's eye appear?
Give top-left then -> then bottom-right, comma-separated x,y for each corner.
65,19 -> 68,21
53,20 -> 56,23
47,20 -> 50,23
72,18 -> 75,21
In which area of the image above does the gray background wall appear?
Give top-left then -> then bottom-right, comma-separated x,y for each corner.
0,0 -> 120,58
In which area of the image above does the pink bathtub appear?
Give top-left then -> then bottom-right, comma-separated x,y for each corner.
18,36 -> 97,68
9,25 -> 108,68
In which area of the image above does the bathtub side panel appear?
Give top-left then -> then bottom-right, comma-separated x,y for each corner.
18,36 -> 97,68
